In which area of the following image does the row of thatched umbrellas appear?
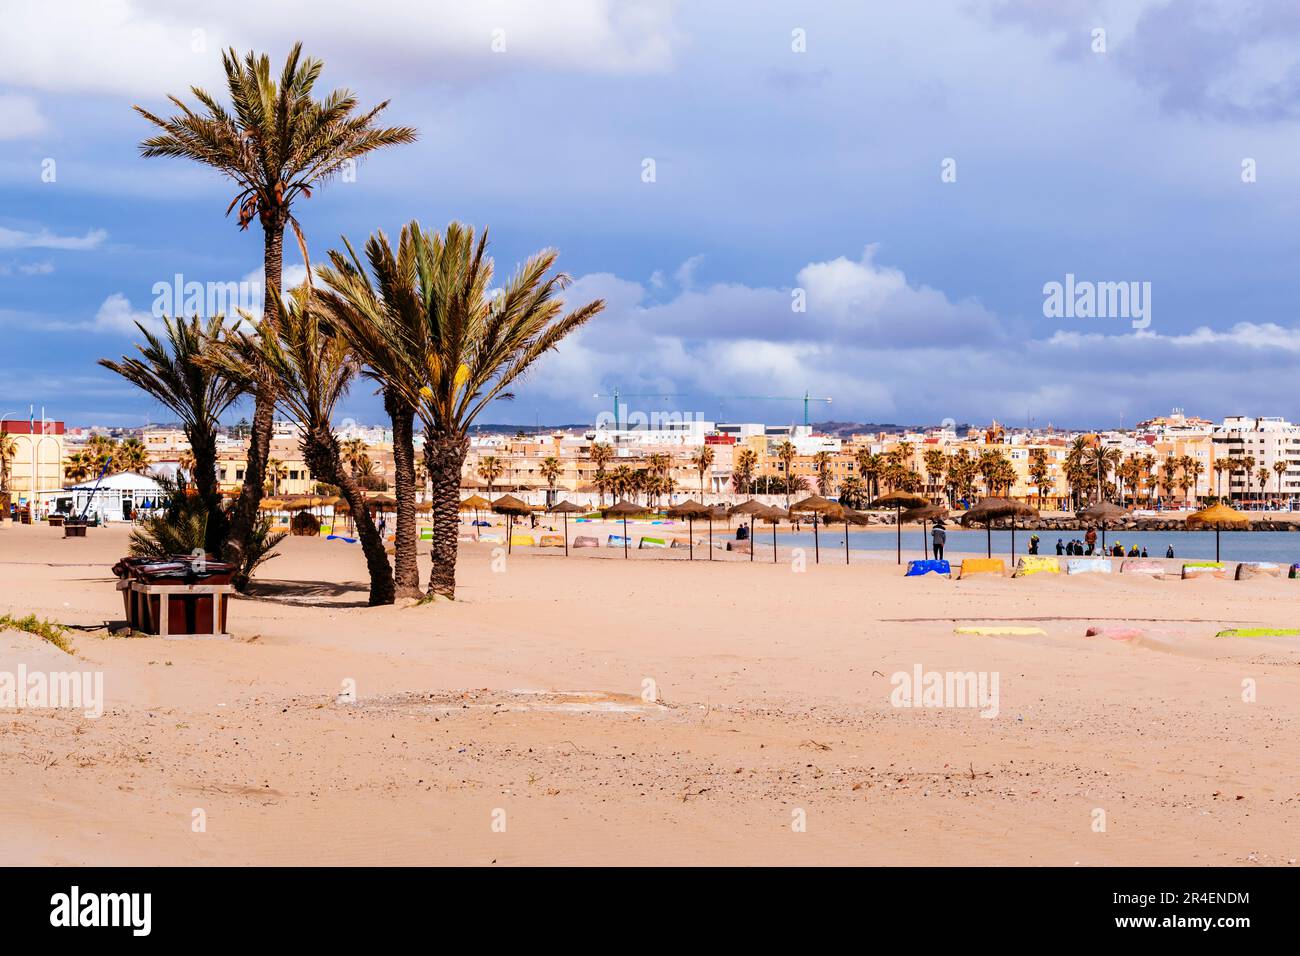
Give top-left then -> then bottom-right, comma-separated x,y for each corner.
457,493 -> 1254,565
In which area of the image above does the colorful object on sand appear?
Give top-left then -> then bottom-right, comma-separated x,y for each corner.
510,534 -> 535,547
325,534 -> 357,544
1085,625 -> 1144,641
1066,558 -> 1112,574
958,558 -> 1005,578
1235,561 -> 1280,580
1120,560 -> 1163,575
670,537 -> 693,549
1014,556 -> 1059,577
1290,563 -> 1300,579
1215,627 -> 1300,638
639,536 -> 669,549
572,535 -> 600,549
905,559 -> 951,577
607,534 -> 631,547
478,532 -> 504,544
955,625 -> 1046,636
1182,561 -> 1225,579
539,534 -> 565,548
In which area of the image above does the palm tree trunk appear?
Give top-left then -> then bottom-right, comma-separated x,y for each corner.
424,430 -> 470,599
224,219 -> 284,586
187,426 -> 226,555
385,389 -> 421,599
304,426 -> 394,606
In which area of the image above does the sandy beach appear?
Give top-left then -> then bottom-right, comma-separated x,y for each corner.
1,522 -> 1297,867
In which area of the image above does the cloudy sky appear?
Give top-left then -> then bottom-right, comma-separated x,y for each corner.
4,0 -> 1300,430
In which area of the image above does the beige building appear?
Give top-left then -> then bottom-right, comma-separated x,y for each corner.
1,420 -> 65,503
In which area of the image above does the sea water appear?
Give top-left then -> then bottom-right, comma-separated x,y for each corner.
761,529 -> 1300,564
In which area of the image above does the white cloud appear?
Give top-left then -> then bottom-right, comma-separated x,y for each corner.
89,293 -> 158,335
0,0 -> 679,97
0,225 -> 107,251
0,94 -> 47,139
509,252 -> 1300,427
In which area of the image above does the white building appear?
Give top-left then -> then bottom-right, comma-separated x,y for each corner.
59,472 -> 165,522
1212,416 -> 1300,503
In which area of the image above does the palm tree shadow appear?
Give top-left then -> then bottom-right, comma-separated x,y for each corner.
244,578 -> 372,608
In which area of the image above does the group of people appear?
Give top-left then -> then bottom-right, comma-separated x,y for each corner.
1051,530 -> 1174,559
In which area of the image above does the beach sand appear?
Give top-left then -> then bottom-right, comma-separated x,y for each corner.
1,521 -> 1297,866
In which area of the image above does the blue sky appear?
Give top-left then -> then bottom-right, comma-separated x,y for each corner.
4,0 -> 1300,429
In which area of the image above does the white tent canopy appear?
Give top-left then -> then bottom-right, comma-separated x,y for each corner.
64,472 -> 164,522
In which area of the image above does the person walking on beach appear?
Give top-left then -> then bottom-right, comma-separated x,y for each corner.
378,515 -> 387,539
1141,546 -> 1148,557
1056,538 -> 1064,555
1165,544 -> 1174,559
1085,527 -> 1097,554
1028,534 -> 1040,555
931,521 -> 946,561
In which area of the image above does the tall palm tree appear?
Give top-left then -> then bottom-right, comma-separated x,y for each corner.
590,441 -> 614,504
210,287 -> 394,604
733,447 -> 758,494
177,449 -> 197,477
117,438 -> 151,474
856,449 -> 883,500
775,440 -> 797,507
319,221 -> 605,598
540,456 -> 562,504
99,315 -> 243,553
1274,459 -> 1288,503
691,445 -> 715,500
1239,455 -> 1256,503
923,448 -> 947,503
1185,458 -> 1205,507
63,451 -> 93,484
813,450 -> 834,496
1027,448 -> 1050,508
477,456 -> 503,497
135,43 -> 417,572
340,438 -> 369,476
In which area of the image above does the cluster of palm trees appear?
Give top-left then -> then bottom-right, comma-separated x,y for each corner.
62,436 -> 151,483
99,44 -> 604,602
592,453 -> 676,507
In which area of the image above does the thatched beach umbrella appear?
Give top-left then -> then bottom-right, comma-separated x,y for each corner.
603,499 -> 646,558
1077,500 -> 1126,551
729,499 -> 769,563
666,499 -> 709,560
758,504 -> 790,564
900,503 -> 949,561
706,503 -> 729,560
960,497 -> 1039,559
1186,501 -> 1248,561
838,506 -> 870,564
866,490 -> 929,564
790,495 -> 845,565
459,493 -> 492,538
548,499 -> 587,556
492,494 -> 533,554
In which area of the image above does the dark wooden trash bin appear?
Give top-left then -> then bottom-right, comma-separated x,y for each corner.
64,522 -> 87,537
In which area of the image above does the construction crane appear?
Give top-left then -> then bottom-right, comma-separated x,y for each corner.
593,388 -> 832,429
725,392 -> 832,427
591,388 -> 686,431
